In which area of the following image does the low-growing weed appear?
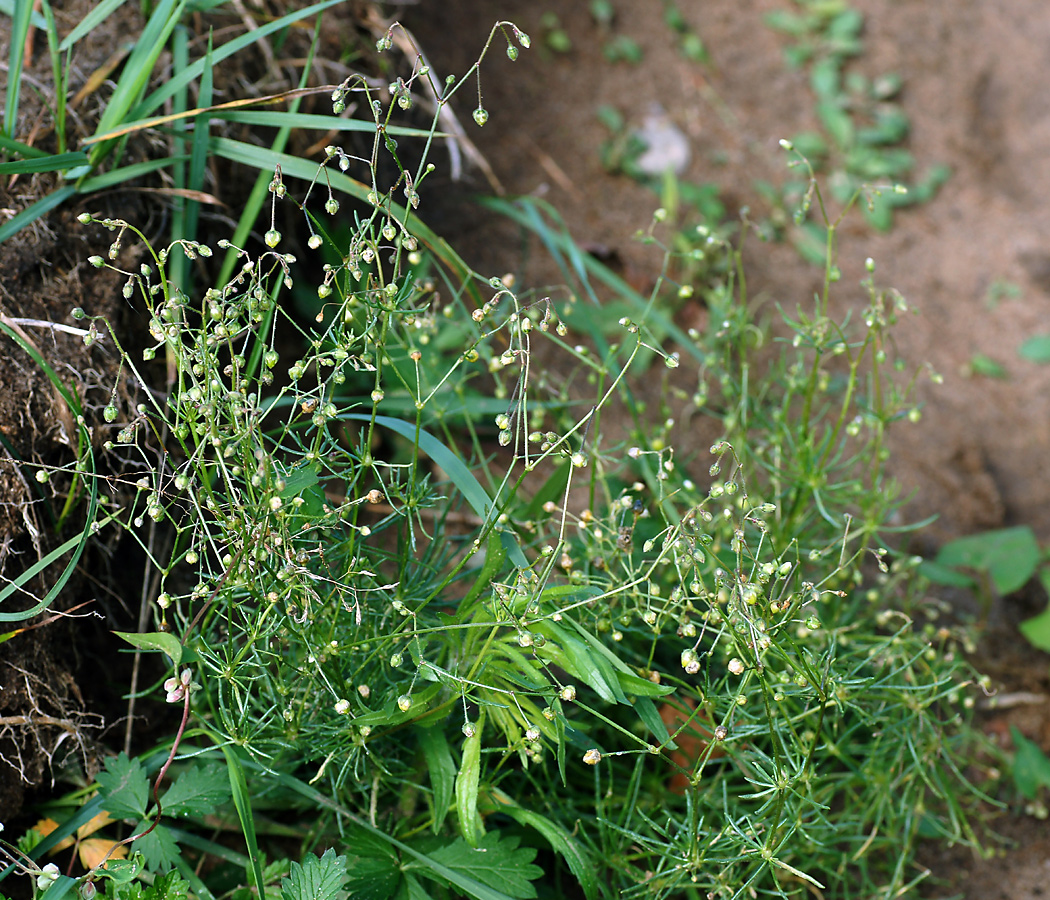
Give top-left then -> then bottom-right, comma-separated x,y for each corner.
1,19 -> 995,900
766,0 -> 950,233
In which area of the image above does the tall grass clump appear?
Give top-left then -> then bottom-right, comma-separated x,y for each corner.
3,23 -> 991,900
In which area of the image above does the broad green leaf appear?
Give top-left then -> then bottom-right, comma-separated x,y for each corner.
424,834 -> 540,900
113,630 -> 182,666
1020,569 -> 1050,652
281,850 -> 349,900
455,721 -> 483,848
1019,335 -> 1050,364
936,526 -> 1041,595
419,726 -> 456,831
633,697 -> 675,749
615,671 -> 675,698
97,752 -> 150,820
1010,725 -> 1050,800
102,856 -> 147,888
532,622 -> 623,704
456,531 -> 507,622
810,57 -> 841,100
1019,603 -> 1050,653
917,558 -> 975,589
816,100 -> 854,149
763,11 -> 807,38
159,764 -> 231,818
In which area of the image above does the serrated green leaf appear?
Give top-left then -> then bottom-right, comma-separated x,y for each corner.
160,763 -> 231,818
1010,725 -> 1050,800
342,827 -> 401,900
343,832 -> 401,900
143,872 -> 189,900
455,720 -> 483,848
424,834 -> 540,900
419,726 -> 456,831
281,849 -> 348,900
490,797 -> 596,900
97,752 -> 150,820
133,822 -> 180,872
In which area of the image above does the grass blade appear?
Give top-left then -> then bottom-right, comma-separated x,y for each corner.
0,151 -> 89,174
132,0 -> 344,120
208,137 -> 481,302
78,155 -> 190,192
0,134 -> 49,157
216,743 -> 267,895
3,0 -> 34,138
57,0 -> 125,52
87,0 -> 185,170
213,110 -> 439,137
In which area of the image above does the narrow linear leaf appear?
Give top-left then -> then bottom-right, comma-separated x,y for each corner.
58,0 -> 125,52
419,726 -> 456,832
0,152 -> 89,174
455,721 -> 483,848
